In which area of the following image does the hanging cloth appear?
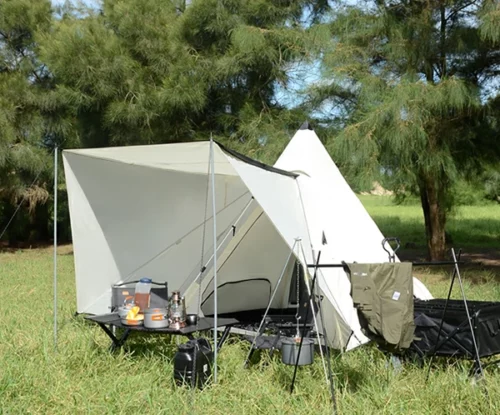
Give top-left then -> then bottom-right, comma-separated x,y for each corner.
344,262 -> 415,350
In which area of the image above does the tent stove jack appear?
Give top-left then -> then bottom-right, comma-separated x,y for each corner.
243,239 -> 337,415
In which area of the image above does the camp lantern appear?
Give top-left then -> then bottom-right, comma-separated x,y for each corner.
169,290 -> 186,329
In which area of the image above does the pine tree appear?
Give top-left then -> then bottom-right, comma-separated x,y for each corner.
313,0 -> 500,260
39,0 -> 326,163
0,0 -> 57,243
480,0 -> 500,43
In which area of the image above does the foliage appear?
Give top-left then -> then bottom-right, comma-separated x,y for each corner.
0,0 -> 61,244
311,0 -> 500,259
1,0 -> 327,243
480,0 -> 500,43
38,0 -> 323,151
484,168 -> 500,203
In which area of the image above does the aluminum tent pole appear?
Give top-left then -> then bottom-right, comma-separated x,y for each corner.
210,135 -> 218,383
53,146 -> 58,351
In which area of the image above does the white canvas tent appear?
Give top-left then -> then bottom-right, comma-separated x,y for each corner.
63,124 -> 432,351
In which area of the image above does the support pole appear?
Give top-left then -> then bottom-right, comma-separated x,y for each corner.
451,248 -> 484,379
209,136 -> 218,383
315,272 -> 337,415
290,251 -> 321,394
425,249 -> 461,381
243,239 -> 298,367
299,244 -> 328,384
53,147 -> 58,351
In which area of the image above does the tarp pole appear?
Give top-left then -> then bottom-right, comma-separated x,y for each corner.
53,146 -> 58,351
210,136 -> 218,383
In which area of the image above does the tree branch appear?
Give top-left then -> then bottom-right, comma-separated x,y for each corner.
440,1 -> 447,78
445,0 -> 480,22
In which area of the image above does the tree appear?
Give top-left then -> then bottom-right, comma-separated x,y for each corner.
0,0 -> 59,244
480,0 -> 500,43
38,0 -> 328,163
312,0 -> 500,260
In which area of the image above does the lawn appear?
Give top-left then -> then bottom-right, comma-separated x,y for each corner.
359,195 -> 500,250
1,196 -> 499,414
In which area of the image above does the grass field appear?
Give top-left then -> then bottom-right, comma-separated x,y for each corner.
1,196 -> 499,414
359,195 -> 500,250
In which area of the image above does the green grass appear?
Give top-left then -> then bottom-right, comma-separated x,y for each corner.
359,195 -> 500,249
1,198 -> 500,414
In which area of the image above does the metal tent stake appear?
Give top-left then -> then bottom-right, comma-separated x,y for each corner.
53,146 -> 58,351
209,136 -> 218,384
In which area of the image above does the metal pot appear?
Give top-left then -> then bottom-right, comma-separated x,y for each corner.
121,316 -> 144,326
186,314 -> 199,326
281,337 -> 315,366
144,307 -> 169,329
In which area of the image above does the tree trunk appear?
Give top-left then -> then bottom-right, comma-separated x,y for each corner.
419,176 -> 447,261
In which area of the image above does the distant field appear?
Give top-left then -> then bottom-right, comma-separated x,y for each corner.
359,195 -> 500,250
1,197 -> 500,414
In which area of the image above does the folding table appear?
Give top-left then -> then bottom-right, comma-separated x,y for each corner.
85,314 -> 238,351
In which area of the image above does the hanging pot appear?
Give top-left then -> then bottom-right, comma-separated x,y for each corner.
144,307 -> 169,329
281,337 -> 315,366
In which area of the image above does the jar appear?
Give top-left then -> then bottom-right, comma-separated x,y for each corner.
134,278 -> 152,311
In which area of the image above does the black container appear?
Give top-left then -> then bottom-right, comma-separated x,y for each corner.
173,338 -> 213,388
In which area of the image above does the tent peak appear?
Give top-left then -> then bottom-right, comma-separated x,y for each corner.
299,121 -> 313,131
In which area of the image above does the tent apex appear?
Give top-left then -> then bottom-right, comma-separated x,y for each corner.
299,120 -> 313,131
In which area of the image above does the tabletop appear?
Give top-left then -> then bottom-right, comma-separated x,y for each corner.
85,313 -> 239,335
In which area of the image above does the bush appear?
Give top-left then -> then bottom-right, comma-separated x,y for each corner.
484,169 -> 500,203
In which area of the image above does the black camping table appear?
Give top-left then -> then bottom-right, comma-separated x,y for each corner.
85,313 -> 238,351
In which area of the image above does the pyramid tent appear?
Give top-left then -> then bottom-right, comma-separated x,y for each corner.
63,125 -> 431,351
274,123 -> 432,350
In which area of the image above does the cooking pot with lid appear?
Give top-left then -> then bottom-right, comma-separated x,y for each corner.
144,307 -> 169,329
281,337 -> 315,366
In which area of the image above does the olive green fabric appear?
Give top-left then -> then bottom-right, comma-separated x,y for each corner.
346,262 -> 415,349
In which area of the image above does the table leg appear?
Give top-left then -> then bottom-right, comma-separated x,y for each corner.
97,323 -> 131,351
217,325 -> 232,350
114,328 -> 132,350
